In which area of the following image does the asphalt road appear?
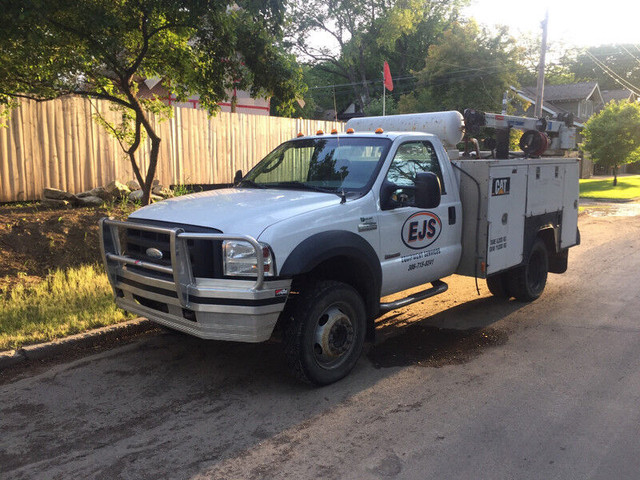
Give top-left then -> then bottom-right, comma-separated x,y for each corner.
2,212 -> 640,480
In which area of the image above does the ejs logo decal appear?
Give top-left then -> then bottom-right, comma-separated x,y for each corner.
492,177 -> 510,196
401,212 -> 442,250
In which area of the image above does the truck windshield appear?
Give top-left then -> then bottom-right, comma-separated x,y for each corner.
241,137 -> 392,195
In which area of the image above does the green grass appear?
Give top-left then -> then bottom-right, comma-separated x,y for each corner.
580,175 -> 640,200
0,265 -> 132,351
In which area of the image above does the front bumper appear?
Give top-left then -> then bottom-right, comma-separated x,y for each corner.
100,218 -> 290,343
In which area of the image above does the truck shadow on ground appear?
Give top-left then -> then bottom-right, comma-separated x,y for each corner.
368,296 -> 525,369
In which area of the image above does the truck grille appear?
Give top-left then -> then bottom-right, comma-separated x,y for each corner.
124,220 -> 223,279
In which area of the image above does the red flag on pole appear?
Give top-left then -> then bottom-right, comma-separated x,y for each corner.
383,61 -> 394,91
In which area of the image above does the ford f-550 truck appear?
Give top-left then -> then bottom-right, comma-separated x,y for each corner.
100,111 -> 579,385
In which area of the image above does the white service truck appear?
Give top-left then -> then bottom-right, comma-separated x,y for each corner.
100,111 -> 580,385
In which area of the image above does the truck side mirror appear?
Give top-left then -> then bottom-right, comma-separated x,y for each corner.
380,181 -> 400,210
415,172 -> 441,209
234,170 -> 243,185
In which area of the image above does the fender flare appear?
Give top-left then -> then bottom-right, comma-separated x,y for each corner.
280,230 -> 381,282
280,230 -> 382,317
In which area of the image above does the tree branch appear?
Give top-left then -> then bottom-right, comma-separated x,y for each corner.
75,90 -> 132,109
126,11 -> 151,77
86,98 -> 130,154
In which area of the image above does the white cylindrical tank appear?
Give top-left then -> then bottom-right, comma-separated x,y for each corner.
345,111 -> 465,148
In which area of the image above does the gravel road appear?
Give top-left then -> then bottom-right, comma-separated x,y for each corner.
2,212 -> 639,480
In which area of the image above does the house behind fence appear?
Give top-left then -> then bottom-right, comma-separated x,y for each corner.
0,97 -> 342,202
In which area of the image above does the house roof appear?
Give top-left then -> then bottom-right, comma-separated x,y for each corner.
602,89 -> 638,103
511,86 -> 572,116
510,86 -> 585,127
521,82 -> 601,102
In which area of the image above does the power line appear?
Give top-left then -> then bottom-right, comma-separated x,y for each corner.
308,74 -> 418,91
308,59 -> 514,93
585,51 -> 640,95
621,45 -> 640,67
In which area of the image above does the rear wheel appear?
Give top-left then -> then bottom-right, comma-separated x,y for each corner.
283,280 -> 366,386
486,272 -> 510,298
508,239 -> 549,302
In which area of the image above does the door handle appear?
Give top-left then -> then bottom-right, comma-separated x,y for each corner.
448,206 -> 456,225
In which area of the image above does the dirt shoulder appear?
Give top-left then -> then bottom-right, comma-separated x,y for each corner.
0,204 -> 128,291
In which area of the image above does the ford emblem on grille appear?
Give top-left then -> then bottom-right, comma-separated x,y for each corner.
146,247 -> 163,260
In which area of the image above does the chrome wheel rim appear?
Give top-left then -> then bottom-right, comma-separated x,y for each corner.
313,305 -> 355,368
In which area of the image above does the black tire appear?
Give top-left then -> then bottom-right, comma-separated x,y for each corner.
507,239 -> 549,302
283,280 -> 366,386
486,272 -> 511,298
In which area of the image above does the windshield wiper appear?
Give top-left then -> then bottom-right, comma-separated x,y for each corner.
237,179 -> 266,189
267,181 -> 346,201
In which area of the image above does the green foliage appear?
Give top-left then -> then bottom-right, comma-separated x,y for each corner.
172,184 -> 196,197
289,0 -> 465,115
397,21 -> 523,114
0,0 -> 305,202
364,96 -> 397,116
0,265 -> 132,351
273,65 -> 345,119
582,101 -> 640,175
516,34 -> 576,87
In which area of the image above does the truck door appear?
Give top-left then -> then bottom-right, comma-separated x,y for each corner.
377,140 -> 462,296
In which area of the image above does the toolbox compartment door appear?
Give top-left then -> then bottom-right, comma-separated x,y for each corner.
486,165 -> 527,275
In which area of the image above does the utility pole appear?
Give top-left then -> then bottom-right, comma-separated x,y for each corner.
534,10 -> 548,118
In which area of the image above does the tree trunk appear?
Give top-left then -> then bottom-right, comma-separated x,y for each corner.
357,45 -> 371,106
121,82 -> 161,205
141,135 -> 161,205
347,66 -> 365,113
613,165 -> 618,186
231,90 -> 237,113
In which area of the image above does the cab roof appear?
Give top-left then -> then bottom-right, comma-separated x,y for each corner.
291,131 -> 438,142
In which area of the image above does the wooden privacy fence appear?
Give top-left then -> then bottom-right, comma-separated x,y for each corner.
0,97 -> 342,202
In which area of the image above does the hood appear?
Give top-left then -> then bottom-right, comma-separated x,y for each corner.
129,188 -> 341,237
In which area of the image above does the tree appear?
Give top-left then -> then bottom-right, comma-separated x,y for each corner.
289,0 -> 465,114
364,96 -> 397,116
397,21 -> 523,113
517,34 -> 576,87
569,45 -> 640,92
0,0 -> 305,204
582,100 -> 640,186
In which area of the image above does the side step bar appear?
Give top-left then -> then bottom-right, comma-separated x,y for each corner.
379,280 -> 448,314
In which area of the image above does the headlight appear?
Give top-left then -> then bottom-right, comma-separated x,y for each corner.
223,241 -> 275,277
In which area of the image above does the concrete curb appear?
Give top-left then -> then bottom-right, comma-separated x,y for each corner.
0,318 -> 156,370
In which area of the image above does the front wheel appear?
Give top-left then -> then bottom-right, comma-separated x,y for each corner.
283,281 -> 366,386
508,239 -> 549,302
